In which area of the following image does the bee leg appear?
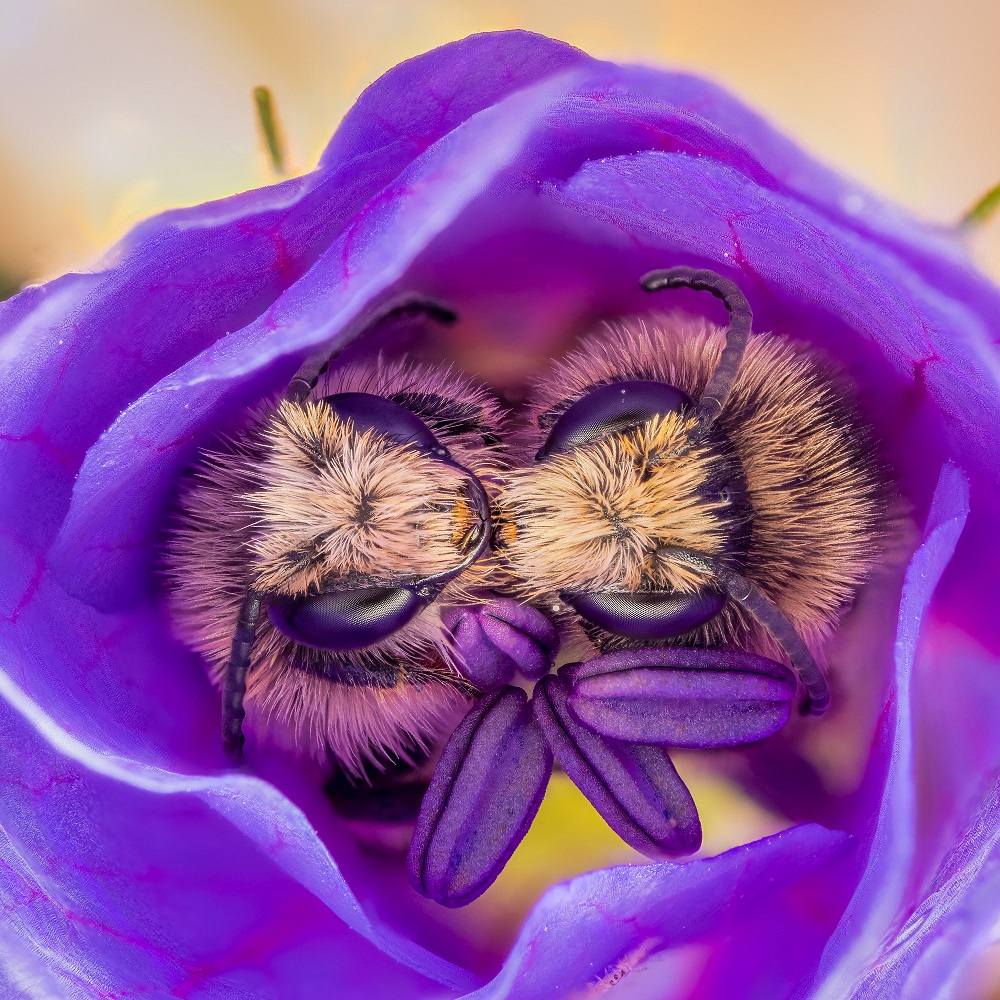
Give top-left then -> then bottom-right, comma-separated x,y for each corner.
285,295 -> 456,404
221,589 -> 263,762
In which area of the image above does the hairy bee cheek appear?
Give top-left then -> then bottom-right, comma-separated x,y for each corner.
560,588 -> 728,641
267,587 -> 427,651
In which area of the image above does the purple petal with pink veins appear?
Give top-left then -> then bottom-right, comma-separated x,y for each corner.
468,824 -> 854,1000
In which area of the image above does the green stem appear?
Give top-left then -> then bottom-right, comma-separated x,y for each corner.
0,270 -> 22,302
961,180 -> 1000,230
253,86 -> 286,175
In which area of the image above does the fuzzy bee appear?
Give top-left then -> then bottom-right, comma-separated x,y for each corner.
164,300 -> 504,778
495,268 -> 885,709
405,268 -> 889,908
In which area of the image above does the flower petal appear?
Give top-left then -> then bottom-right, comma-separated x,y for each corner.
408,686 -> 552,907
851,775 -> 1000,1000
810,463 -> 971,997
0,663 -> 476,996
542,147 -> 999,487
533,674 -> 701,858
566,647 -> 795,748
469,824 -> 853,1000
39,41 -> 593,615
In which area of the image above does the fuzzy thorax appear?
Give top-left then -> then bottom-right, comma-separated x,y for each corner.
499,411 -> 734,598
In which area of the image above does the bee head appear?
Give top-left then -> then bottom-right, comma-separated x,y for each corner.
165,328 -> 506,771
248,393 -> 490,651
498,378 -> 752,641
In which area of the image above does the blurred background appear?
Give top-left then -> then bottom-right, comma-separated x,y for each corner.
1,0 -> 999,292
3,0 -> 999,993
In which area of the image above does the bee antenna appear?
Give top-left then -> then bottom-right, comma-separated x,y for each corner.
416,456 -> 493,593
640,267 -> 752,433
285,295 -> 457,404
222,589 -> 264,761
655,545 -> 830,715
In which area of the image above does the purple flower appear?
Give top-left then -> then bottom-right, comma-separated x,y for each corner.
1,28 -> 999,998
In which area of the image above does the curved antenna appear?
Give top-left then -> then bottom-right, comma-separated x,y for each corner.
640,267 -> 753,433
416,456 -> 493,597
222,590 -> 263,761
654,545 -> 830,715
285,295 -> 457,405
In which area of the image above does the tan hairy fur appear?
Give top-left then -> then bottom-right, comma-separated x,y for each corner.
165,358 -> 502,775
499,313 -> 885,652
501,412 -> 732,597
249,400 -> 482,595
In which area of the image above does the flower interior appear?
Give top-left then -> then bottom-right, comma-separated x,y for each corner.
163,269 -> 890,908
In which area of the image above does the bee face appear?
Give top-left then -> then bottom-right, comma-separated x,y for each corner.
246,398 -> 481,597
496,311 -> 885,656
500,408 -> 740,596
165,354 -> 503,776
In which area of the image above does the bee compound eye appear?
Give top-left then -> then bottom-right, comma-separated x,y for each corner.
537,380 -> 691,460
268,586 -> 428,651
320,392 -> 446,457
560,588 -> 727,641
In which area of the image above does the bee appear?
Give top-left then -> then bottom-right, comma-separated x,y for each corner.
163,270 -> 888,907
164,299 -> 504,779
495,268 -> 886,710
404,268 -> 889,910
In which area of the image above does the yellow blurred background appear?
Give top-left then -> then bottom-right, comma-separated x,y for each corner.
2,0 -> 1000,289
3,0 -> 999,993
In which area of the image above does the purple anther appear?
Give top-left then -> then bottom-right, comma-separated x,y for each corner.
443,599 -> 560,688
537,380 -> 691,459
565,646 -> 796,748
408,686 -> 552,907
533,674 -> 701,858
